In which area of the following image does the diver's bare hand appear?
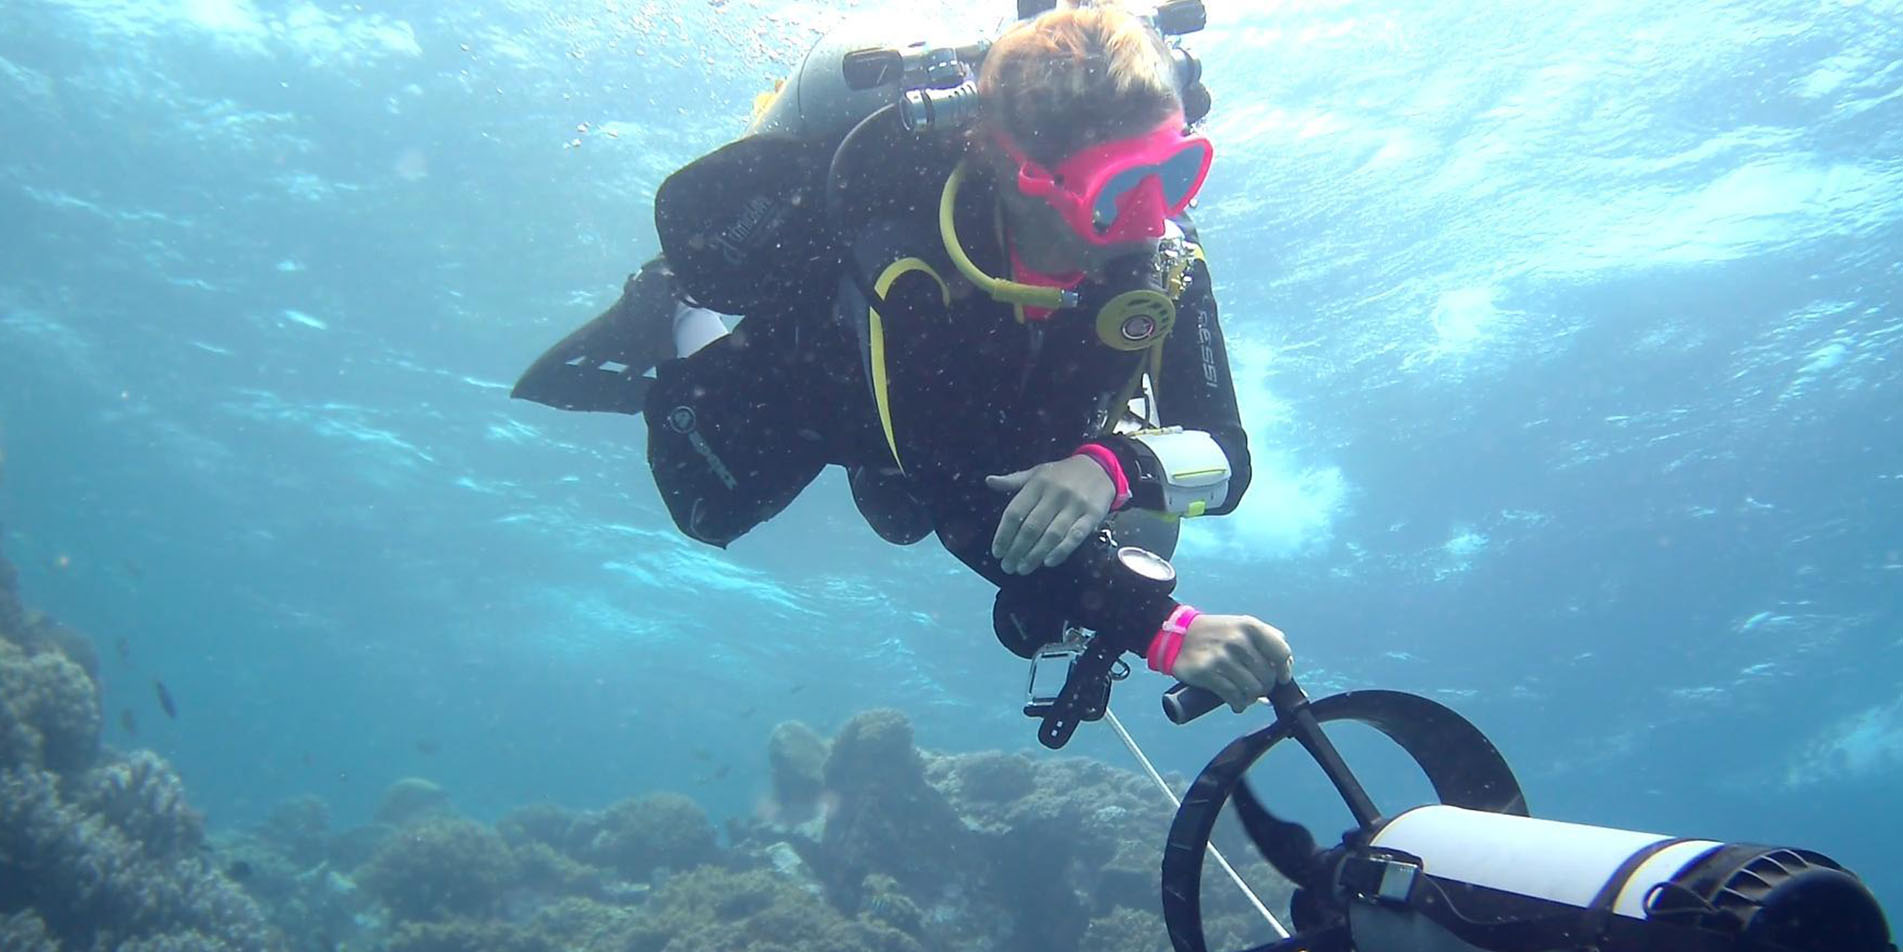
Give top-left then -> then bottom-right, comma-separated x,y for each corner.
986,455 -> 1116,574
1171,614 -> 1294,713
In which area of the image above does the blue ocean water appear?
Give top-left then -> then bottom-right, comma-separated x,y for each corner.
1,0 -> 1897,931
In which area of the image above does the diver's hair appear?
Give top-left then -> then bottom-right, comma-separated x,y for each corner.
976,1 -> 1182,167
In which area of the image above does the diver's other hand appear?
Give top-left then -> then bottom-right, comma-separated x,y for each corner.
1172,614 -> 1294,713
986,455 -> 1116,574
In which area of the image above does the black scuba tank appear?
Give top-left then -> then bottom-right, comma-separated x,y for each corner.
654,10 -> 977,317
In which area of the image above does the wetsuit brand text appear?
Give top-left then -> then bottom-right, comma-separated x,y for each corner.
1197,311 -> 1219,388
712,195 -> 778,265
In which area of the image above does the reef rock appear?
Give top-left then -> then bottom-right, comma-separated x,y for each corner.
817,709 -> 975,910
766,719 -> 829,822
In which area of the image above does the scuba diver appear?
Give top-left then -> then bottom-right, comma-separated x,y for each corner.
515,0 -> 1293,723
517,4 -> 1900,948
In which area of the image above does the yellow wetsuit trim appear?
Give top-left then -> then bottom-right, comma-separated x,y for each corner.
869,257 -> 950,471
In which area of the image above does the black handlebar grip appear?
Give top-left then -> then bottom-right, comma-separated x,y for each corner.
1164,680 -> 1312,725
1162,682 -> 1224,723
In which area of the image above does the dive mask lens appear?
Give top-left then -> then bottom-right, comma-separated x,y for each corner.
1089,138 -> 1212,235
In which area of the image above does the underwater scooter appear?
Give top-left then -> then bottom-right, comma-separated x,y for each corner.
1153,680 -> 1896,952
1003,542 -> 1893,952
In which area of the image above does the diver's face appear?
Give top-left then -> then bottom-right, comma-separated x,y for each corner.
994,155 -> 1160,278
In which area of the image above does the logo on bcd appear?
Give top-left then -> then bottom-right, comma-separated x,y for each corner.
667,406 -> 697,433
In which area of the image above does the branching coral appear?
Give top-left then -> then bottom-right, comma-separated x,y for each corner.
0,636 -> 101,773
0,762 -> 283,950
0,910 -> 57,952
76,750 -> 206,858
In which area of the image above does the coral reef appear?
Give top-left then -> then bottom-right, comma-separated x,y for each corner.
376,776 -> 454,827
1081,906 -> 1170,952
212,824 -> 369,952
937,749 -> 1036,803
76,750 -> 207,857
0,910 -> 58,952
634,866 -> 925,952
0,757 -> 284,949
0,628 -> 101,773
857,873 -> 924,935
383,919 -> 554,952
530,897 -> 645,950
263,793 -> 332,868
0,543 -> 285,951
509,839 -> 609,898
766,719 -> 829,820
0,543 -> 20,636
497,800 -> 582,853
0,530 -> 1289,952
573,791 -> 718,881
356,815 -> 519,922
817,709 -> 974,908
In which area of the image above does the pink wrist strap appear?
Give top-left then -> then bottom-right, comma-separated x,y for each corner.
1146,605 -> 1199,676
1073,443 -> 1132,510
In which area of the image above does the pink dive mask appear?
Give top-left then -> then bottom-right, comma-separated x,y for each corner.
995,118 -> 1213,246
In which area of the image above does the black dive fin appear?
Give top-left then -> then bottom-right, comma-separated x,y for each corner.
511,257 -> 677,416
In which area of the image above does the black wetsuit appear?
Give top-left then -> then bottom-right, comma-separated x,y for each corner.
643,150 -> 1251,657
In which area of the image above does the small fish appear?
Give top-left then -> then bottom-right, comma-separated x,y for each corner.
227,859 -> 254,881
788,683 -> 805,694
119,709 -> 138,736
712,764 -> 731,781
691,747 -> 712,761
300,751 -> 313,767
121,559 -> 143,580
115,637 -> 131,663
154,679 -> 177,719
414,738 -> 440,755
